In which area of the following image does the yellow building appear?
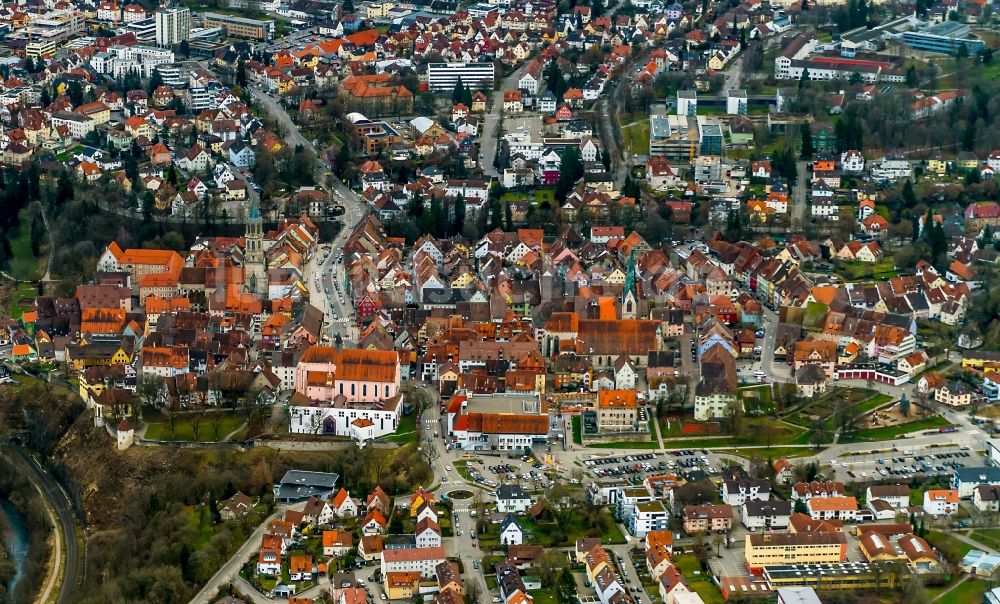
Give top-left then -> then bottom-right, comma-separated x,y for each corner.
962,350 -> 1000,371
384,571 -> 421,600
744,532 -> 847,573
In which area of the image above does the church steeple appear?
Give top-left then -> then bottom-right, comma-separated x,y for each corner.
244,199 -> 266,297
622,249 -> 638,319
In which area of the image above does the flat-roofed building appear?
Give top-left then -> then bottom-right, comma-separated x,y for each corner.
203,12 -> 275,40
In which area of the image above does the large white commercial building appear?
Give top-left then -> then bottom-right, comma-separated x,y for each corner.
91,45 -> 175,78
427,62 -> 495,92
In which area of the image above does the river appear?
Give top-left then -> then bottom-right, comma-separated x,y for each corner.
0,499 -> 29,598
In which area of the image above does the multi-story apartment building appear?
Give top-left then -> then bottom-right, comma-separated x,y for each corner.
155,7 -> 190,46
744,532 -> 848,574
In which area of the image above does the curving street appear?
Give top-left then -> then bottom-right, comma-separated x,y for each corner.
3,442 -> 82,604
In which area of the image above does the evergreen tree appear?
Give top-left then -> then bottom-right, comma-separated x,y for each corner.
555,145 -> 584,201
236,57 -> 247,87
452,197 -> 466,236
798,68 -> 810,87
902,179 -> 916,208
452,77 -> 466,105
147,68 -> 164,94
67,81 -> 84,107
799,122 -> 813,159
504,200 -> 513,230
490,198 -> 502,229
40,86 -> 51,108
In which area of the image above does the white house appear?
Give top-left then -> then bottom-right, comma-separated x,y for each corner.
496,484 -> 533,513
865,485 -> 909,509
922,490 -> 959,516
228,141 -> 256,168
332,488 -> 359,518
974,485 -> 1000,512
257,549 -> 281,575
415,518 -> 443,549
499,514 -> 524,545
806,496 -> 859,521
741,500 -> 791,530
381,546 -> 447,578
721,479 -> 770,506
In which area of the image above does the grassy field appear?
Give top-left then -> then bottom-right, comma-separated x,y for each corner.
588,440 -> 660,449
479,510 -> 624,549
783,387 -> 888,430
6,222 -> 44,281
925,531 -> 974,562
2,282 -> 39,319
840,415 -> 950,443
500,188 -> 555,206
718,446 -> 821,459
968,528 -> 1000,550
381,413 -> 418,444
673,554 -> 722,604
938,578 -> 988,604
143,412 -> 246,442
661,416 -> 806,450
528,588 -> 558,604
739,384 -> 774,415
833,259 -> 898,281
622,119 -> 651,156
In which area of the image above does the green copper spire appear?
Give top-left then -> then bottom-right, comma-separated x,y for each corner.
624,248 -> 637,299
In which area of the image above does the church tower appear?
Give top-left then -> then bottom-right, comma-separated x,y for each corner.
622,249 -> 638,319
244,200 -> 267,297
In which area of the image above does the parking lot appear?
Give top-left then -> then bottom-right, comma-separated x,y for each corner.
455,453 -> 558,490
580,451 -> 741,487
831,446 -> 976,481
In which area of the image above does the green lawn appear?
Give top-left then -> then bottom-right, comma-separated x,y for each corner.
840,415 -> 950,443
925,531 -> 973,562
661,417 -> 806,450
587,440 -> 660,449
6,222 -> 44,281
453,460 -> 475,482
381,412 -> 418,444
833,259 -> 898,281
689,579 -> 724,604
938,577 -> 988,604
143,412 -> 245,442
4,283 -> 38,319
528,588 -> 559,604
500,188 -> 555,206
968,528 -> 1000,550
622,119 -> 650,156
673,554 -> 701,576
479,509 -> 624,549
855,393 -> 894,415
739,384 -> 774,415
718,446 -> 822,459
572,416 -> 582,445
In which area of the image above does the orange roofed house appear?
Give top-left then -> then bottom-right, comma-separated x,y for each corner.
288,346 -> 403,445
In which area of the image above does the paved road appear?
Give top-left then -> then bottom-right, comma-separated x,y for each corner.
3,443 -> 82,604
480,63 -> 531,178
792,160 -> 808,230
250,85 -> 370,342
190,505 -> 299,604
